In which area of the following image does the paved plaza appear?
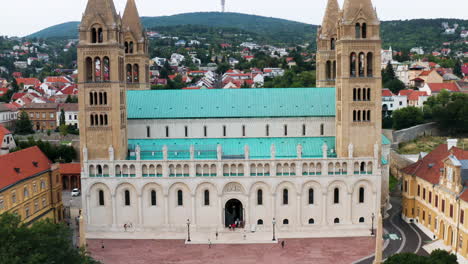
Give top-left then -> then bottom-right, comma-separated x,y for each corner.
87,237 -> 375,264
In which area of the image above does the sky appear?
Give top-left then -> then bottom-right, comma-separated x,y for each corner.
1,0 -> 467,37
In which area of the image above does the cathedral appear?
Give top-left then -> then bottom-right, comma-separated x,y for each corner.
78,0 -> 389,240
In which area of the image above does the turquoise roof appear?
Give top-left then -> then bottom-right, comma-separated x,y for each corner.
128,137 -> 336,160
382,135 -> 391,145
127,88 -> 336,119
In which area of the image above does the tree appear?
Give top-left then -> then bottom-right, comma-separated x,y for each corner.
216,63 -> 230,75
382,62 -> 396,84
59,124 -> 68,137
424,90 -> 468,134
385,79 -> 406,95
11,78 -> 19,92
59,109 -> 66,126
65,95 -> 78,103
0,213 -> 99,264
392,106 -> 424,130
454,59 -> 463,78
15,111 -> 34,135
384,250 -> 457,264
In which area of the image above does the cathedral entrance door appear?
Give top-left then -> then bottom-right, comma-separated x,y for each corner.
225,199 -> 243,228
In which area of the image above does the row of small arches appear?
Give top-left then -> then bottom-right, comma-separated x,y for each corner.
353,88 -> 371,101
256,217 -> 365,225
85,57 -> 110,82
89,91 -> 107,106
350,52 -> 373,78
353,110 -> 372,122
90,113 -> 108,127
325,60 -> 337,80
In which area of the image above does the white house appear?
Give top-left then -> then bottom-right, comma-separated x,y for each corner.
0,125 -> 15,156
57,103 -> 79,128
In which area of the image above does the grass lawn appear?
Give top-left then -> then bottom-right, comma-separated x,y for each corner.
398,136 -> 468,155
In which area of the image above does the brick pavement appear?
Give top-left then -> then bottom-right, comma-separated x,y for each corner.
87,237 -> 375,264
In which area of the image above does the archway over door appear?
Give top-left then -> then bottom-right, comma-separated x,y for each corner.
225,199 -> 243,227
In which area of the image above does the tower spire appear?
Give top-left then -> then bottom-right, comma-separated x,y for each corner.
82,0 -> 119,26
342,0 -> 378,24
320,0 -> 340,37
122,0 -> 144,41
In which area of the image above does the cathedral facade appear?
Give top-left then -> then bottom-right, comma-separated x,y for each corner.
79,0 -> 389,239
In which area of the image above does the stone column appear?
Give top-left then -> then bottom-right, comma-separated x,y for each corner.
164,194 -> 169,225
322,191 -> 327,225
138,194 -> 143,226
112,194 -> 117,227
191,195 -> 196,226
296,194 -> 301,228
272,193 -> 276,220
218,195 -> 223,228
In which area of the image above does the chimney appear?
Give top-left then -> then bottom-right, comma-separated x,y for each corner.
447,139 -> 458,151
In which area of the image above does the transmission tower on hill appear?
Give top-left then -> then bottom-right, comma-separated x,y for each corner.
221,0 -> 226,13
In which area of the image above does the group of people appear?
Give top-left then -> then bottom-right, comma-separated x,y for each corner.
228,218 -> 242,230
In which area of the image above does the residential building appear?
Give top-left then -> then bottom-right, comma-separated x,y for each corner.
0,125 -> 15,155
0,147 -> 63,224
399,90 -> 429,107
421,83 -> 461,96
20,103 -> 58,131
401,140 -> 468,261
57,103 -> 79,128
381,89 -> 407,112
0,103 -> 17,129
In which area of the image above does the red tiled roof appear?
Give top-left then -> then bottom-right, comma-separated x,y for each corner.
401,144 -> 468,185
382,89 -> 394,97
0,146 -> 52,191
59,163 -> 81,175
427,83 -> 460,93
408,91 -> 428,101
16,78 -> 41,86
44,76 -> 71,84
0,124 -> 11,144
419,70 -> 432,77
11,92 -> 26,100
398,90 -> 413,96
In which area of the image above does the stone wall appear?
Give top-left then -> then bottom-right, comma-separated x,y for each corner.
392,122 -> 442,144
389,150 -> 415,179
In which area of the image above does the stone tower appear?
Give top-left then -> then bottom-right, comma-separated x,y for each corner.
78,0 -> 128,161
316,0 -> 340,88
334,0 -> 382,158
122,0 -> 150,90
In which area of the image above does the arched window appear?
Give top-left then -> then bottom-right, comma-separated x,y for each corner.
91,28 -> 97,43
359,217 -> 365,223
362,110 -> 367,121
367,110 -> 371,121
204,126 -> 207,137
309,218 -> 315,224
126,64 -> 132,83
98,190 -> 104,206
104,92 -> 107,105
97,28 -> 103,43
357,110 -> 361,121
94,92 -> 98,106
86,57 -> 93,81
357,88 -> 361,100
104,114 -> 108,125
257,189 -> 263,205
151,190 -> 157,206
146,126 -> 151,138
367,88 -> 371,101
133,64 -> 139,82
257,219 -> 264,225
334,188 -> 339,204
302,124 -> 306,136
320,124 -> 324,136
362,23 -> 367,39
103,57 -> 110,81
353,89 -> 357,101
355,23 -> 361,39
90,114 -> 95,126
242,125 -> 246,137
94,57 -> 101,82
284,125 -> 288,136
89,92 -> 94,105
331,38 -> 335,50
124,42 -> 129,53
124,190 -> 130,206
360,162 -> 366,173
359,187 -> 365,203
283,219 -> 289,225
367,53 -> 373,77
177,190 -> 183,206
350,53 -> 356,77
129,42 -> 134,54
283,189 -> 289,205
332,60 -> 337,79
353,110 -> 356,122
166,126 -> 170,137
326,61 -> 331,79
334,218 -> 340,224
204,190 -> 210,206
359,52 -> 365,77
266,125 -> 270,137
309,188 -> 314,204
99,92 -> 103,105
99,114 -> 104,126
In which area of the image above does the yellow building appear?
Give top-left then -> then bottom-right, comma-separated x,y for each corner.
0,146 -> 63,224
401,139 -> 468,259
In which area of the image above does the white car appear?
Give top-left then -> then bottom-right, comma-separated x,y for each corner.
71,188 -> 81,197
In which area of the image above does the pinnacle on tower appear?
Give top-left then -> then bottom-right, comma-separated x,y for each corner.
82,0 -> 120,25
122,0 -> 144,41
221,0 -> 226,13
320,0 -> 340,37
342,0 -> 378,24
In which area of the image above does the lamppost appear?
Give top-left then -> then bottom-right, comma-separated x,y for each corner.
187,218 -> 191,242
371,213 -> 375,236
272,217 -> 276,241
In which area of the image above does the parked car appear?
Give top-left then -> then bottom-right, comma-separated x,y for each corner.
71,188 -> 81,197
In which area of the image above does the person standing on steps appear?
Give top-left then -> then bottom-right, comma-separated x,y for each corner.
281,240 -> 285,249
216,231 -> 219,240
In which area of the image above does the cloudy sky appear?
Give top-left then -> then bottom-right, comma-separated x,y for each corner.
1,0 -> 467,37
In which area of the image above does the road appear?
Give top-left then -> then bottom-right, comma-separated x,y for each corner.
356,191 -> 431,264
63,191 -> 82,247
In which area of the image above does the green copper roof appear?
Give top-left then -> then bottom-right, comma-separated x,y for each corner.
128,137 -> 336,160
127,88 -> 336,119
382,135 -> 391,145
